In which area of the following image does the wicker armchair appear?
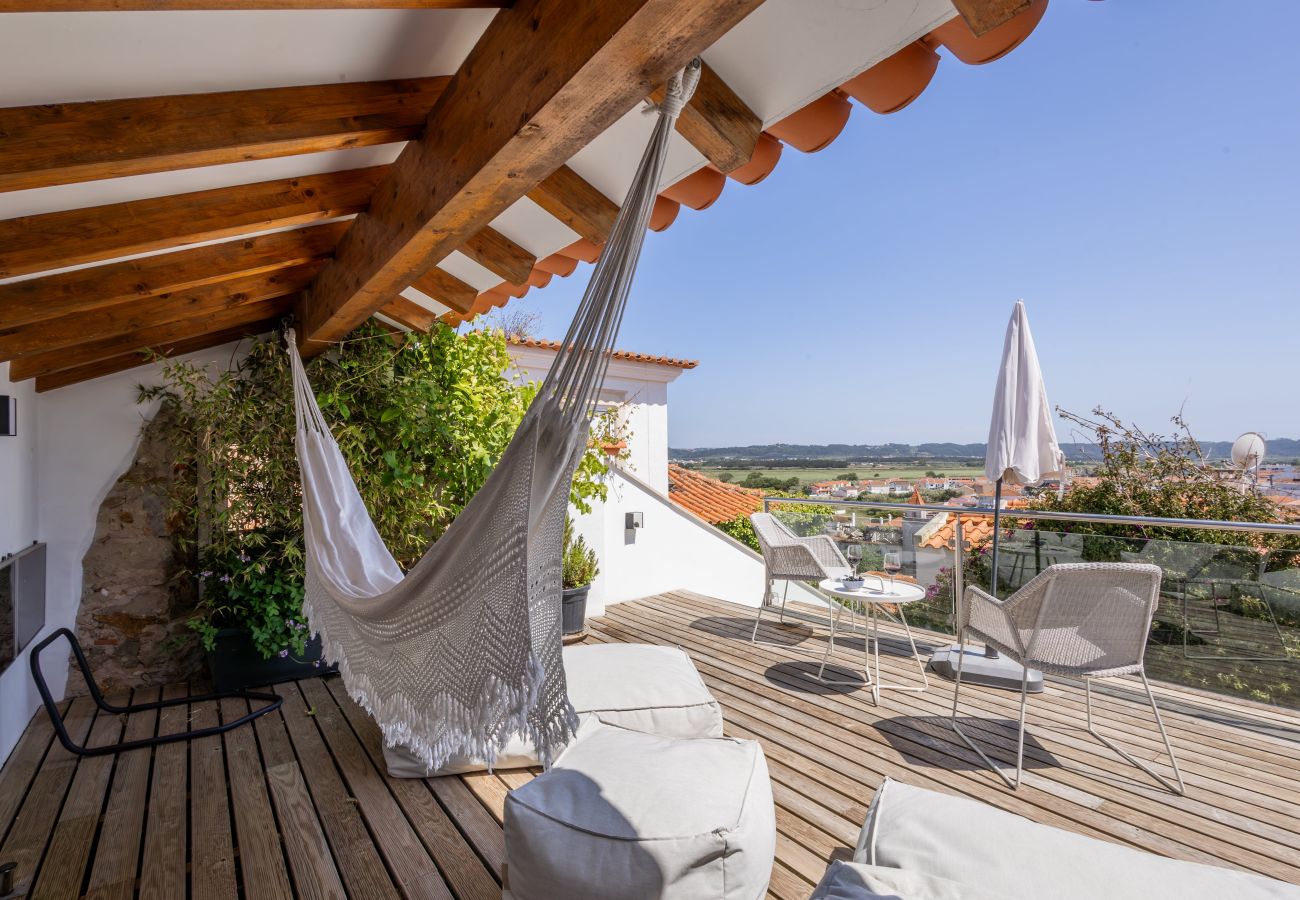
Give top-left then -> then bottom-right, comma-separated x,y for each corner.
749,513 -> 852,645
950,563 -> 1184,794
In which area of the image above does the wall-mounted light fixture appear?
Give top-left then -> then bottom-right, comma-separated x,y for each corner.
0,396 -> 15,437
625,512 -> 644,530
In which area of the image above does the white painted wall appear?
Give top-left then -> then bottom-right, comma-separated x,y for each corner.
0,343 -> 246,766
572,466 -> 822,617
0,362 -> 41,762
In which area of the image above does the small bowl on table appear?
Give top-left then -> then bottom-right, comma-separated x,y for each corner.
838,576 -> 865,591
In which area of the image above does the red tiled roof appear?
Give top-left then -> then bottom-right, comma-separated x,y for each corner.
917,513 -> 996,551
446,0 -> 1048,325
667,464 -> 764,524
506,336 -> 698,370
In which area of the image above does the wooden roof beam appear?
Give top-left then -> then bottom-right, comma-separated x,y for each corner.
526,166 -> 619,246
652,61 -> 760,175
1,1 -> 505,10
410,267 -> 476,315
951,0 -> 1032,35
0,78 -> 448,194
379,297 -> 440,332
0,221 -> 347,330
0,167 -> 384,279
459,228 -> 535,286
8,296 -> 296,381
32,319 -> 281,394
0,263 -> 320,362
297,0 -> 768,350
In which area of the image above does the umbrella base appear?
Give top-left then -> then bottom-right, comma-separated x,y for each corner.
929,644 -> 1044,693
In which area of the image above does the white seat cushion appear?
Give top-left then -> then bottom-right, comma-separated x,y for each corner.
504,719 -> 775,900
385,643 -> 723,777
810,861 -> 1000,900
857,779 -> 1300,900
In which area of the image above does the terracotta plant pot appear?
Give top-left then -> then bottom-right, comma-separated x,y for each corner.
601,440 -> 627,456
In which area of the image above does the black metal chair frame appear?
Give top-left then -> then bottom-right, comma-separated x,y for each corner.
29,627 -> 283,757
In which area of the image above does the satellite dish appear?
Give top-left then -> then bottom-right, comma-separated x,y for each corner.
1231,432 -> 1267,470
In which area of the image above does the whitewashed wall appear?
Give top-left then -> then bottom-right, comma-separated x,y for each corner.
0,362 -> 41,761
0,344 -> 245,765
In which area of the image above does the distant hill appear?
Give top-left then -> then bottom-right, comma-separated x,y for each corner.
669,440 -> 1300,464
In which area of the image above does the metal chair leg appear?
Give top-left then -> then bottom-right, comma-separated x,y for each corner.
949,631 -> 1031,790
30,627 -> 282,758
1086,673 -> 1186,795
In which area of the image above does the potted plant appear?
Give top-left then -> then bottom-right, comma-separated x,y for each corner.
561,519 -> 599,635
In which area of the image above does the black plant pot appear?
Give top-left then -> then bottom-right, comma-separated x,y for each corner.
207,626 -> 336,693
561,585 -> 590,635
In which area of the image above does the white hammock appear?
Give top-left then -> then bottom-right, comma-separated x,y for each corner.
289,61 -> 701,772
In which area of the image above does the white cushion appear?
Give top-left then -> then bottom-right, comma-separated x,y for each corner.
385,643 -> 723,777
504,719 -> 775,900
857,779 -> 1300,900
810,861 -> 1000,900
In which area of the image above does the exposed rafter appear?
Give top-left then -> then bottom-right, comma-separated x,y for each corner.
9,296 -> 295,381
410,267 -> 476,315
652,61 -> 760,174
0,222 -> 346,330
297,0 -> 768,350
0,167 -> 384,279
951,0 -> 1032,35
458,228 -> 535,286
1,1 -> 504,9
379,297 -> 439,332
32,319 -> 281,394
0,264 -> 320,361
526,166 -> 619,245
0,78 -> 448,193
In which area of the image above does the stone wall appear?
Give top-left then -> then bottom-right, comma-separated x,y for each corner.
71,407 -> 203,695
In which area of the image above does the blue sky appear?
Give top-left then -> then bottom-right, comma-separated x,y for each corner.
496,2 -> 1300,449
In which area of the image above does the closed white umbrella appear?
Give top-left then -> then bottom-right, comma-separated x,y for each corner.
931,300 -> 1063,690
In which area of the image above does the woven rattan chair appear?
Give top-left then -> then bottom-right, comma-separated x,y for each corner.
950,562 -> 1185,794
749,512 -> 852,645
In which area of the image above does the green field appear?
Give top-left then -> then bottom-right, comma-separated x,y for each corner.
696,463 -> 985,487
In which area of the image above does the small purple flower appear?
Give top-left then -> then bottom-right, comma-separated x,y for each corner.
313,660 -> 322,668
220,574 -> 232,583
278,649 -> 290,658
199,570 -> 213,578
239,553 -> 250,562
287,619 -> 296,628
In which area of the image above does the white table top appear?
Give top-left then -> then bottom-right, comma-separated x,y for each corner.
819,577 -> 926,604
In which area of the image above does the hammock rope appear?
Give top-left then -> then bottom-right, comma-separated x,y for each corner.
288,60 -> 701,772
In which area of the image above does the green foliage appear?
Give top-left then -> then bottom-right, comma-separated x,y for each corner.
742,471 -> 800,491
715,515 -> 760,552
562,518 -> 600,588
717,472 -> 734,483
142,321 -> 612,659
836,472 -> 859,481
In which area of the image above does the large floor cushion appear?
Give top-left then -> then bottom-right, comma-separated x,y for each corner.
504,719 -> 775,900
810,861 -> 1001,900
385,643 -> 723,776
856,779 -> 1300,900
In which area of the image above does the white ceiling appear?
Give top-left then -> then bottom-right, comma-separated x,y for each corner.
0,0 -> 961,298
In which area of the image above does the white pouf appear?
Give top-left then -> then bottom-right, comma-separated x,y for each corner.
504,719 -> 776,900
385,643 -> 723,777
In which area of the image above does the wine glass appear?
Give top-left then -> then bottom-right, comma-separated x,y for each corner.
882,552 -> 902,589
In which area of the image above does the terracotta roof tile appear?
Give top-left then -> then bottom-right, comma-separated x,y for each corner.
441,0 -> 1048,327
916,512 -> 996,551
667,464 -> 764,524
507,336 -> 697,370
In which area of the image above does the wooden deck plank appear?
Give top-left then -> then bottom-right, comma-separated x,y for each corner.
139,684 -> 190,900
85,687 -> 161,900
295,677 -> 452,899
190,699 -> 238,900
0,696 -> 97,897
31,694 -> 129,900
595,600 -> 1300,877
220,696 -> 294,898
3,592 -> 1300,900
0,704 -> 63,841
273,680 -> 401,899
321,676 -> 502,900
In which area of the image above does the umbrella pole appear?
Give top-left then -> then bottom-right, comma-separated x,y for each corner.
985,478 -> 1003,659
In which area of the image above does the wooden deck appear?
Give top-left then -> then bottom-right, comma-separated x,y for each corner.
3,591 -> 1300,899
